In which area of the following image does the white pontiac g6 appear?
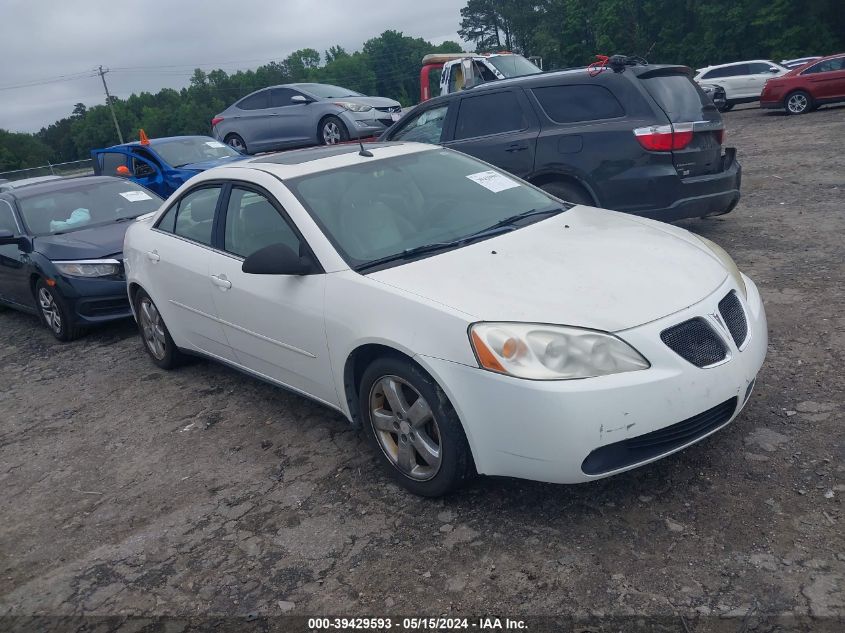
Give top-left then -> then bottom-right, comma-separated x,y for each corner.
124,142 -> 767,497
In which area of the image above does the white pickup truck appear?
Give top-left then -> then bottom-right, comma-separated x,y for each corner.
419,53 -> 542,101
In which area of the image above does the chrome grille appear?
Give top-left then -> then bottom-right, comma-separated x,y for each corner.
660,317 -> 728,367
718,291 -> 748,347
374,105 -> 401,113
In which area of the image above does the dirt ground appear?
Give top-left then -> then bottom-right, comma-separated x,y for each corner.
1,104 -> 843,631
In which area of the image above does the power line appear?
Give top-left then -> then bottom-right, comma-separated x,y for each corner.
0,71 -> 98,92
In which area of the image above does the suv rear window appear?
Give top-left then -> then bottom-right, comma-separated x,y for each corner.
532,85 -> 624,123
641,74 -> 709,122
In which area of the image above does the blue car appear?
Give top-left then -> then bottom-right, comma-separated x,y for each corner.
91,134 -> 247,198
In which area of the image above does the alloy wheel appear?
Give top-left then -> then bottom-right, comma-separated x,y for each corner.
368,375 -> 442,481
226,136 -> 245,151
38,287 -> 62,334
138,296 -> 167,360
787,93 -> 808,114
322,121 -> 341,144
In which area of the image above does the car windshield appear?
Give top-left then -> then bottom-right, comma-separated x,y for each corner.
287,149 -> 562,270
486,55 -> 542,78
17,180 -> 163,236
301,84 -> 363,99
152,137 -> 240,167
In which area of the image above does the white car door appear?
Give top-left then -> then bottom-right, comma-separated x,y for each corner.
206,183 -> 338,407
722,64 -> 750,99
147,185 -> 234,360
746,62 -> 777,97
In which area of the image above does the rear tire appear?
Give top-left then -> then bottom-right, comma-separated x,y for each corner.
224,133 -> 248,153
35,279 -> 83,342
359,355 -> 473,497
539,180 -> 594,206
134,288 -> 183,369
785,90 -> 812,115
319,116 -> 349,145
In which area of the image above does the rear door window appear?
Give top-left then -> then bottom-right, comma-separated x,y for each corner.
157,186 -> 221,246
641,74 -> 710,122
238,90 -> 269,110
532,85 -> 624,123
454,91 -> 527,139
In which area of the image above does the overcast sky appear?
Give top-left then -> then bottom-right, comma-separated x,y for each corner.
0,0 -> 467,133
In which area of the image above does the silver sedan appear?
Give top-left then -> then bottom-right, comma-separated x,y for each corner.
212,83 -> 402,154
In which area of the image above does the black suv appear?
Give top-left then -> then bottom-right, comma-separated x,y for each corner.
381,62 -> 740,222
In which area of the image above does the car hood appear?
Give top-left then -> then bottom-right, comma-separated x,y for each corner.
34,221 -> 131,260
368,207 -> 729,332
337,96 -> 401,109
178,155 -> 248,171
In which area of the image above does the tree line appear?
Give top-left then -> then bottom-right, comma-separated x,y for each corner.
2,0 -> 843,173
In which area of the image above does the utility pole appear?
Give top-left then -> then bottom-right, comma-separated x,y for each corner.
97,65 -> 124,144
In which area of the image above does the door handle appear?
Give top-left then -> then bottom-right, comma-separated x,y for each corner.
210,274 -> 232,290
146,250 -> 160,263
505,143 -> 528,152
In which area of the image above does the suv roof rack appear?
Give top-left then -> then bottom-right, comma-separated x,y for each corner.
588,54 -> 649,76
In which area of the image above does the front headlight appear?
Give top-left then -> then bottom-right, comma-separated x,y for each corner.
54,260 -> 120,278
333,101 -> 373,112
469,322 -> 650,380
694,235 -> 747,298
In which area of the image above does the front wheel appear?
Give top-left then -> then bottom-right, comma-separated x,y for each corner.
785,91 -> 812,115
359,356 -> 472,497
319,116 -> 349,145
717,101 -> 734,113
36,279 -> 83,342
135,289 -> 183,369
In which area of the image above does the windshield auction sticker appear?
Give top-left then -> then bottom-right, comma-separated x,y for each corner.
120,191 -> 153,202
466,170 -> 520,193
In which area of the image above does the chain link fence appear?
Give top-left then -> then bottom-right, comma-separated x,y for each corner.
0,159 -> 94,183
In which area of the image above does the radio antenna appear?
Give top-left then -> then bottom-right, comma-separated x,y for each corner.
358,138 -> 373,157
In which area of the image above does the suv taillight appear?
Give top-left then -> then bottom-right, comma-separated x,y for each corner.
211,117 -> 224,127
634,123 -> 694,151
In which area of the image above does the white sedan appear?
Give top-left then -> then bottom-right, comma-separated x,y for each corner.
124,142 -> 767,497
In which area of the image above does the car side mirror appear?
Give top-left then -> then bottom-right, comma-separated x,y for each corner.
0,229 -> 25,247
460,58 -> 477,90
768,67 -> 780,73
242,243 -> 319,275
291,95 -> 309,104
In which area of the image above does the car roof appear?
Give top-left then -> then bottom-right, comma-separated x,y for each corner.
202,142 -> 435,180
0,175 -> 63,191
2,175 -> 129,200
696,59 -> 778,72
104,135 -> 215,150
419,63 -> 689,107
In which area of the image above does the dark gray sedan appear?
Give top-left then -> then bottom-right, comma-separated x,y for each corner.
211,83 -> 402,154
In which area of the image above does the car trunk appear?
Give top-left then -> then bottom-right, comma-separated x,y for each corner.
639,69 -> 725,178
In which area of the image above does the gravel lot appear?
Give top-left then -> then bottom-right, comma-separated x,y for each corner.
1,104 -> 843,630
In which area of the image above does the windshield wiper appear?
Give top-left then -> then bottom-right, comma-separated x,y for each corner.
356,226 -> 516,273
481,204 -> 566,232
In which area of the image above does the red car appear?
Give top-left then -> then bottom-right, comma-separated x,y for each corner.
761,53 -> 845,114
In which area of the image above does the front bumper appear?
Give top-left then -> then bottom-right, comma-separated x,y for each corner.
339,110 -> 399,139
53,275 -> 132,326
416,275 -> 767,484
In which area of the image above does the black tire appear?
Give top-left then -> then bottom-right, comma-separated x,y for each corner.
35,279 -> 84,342
359,355 -> 473,497
785,90 -> 813,115
319,116 -> 349,145
134,288 -> 183,369
224,133 -> 248,154
718,101 -> 734,113
539,180 -> 594,206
